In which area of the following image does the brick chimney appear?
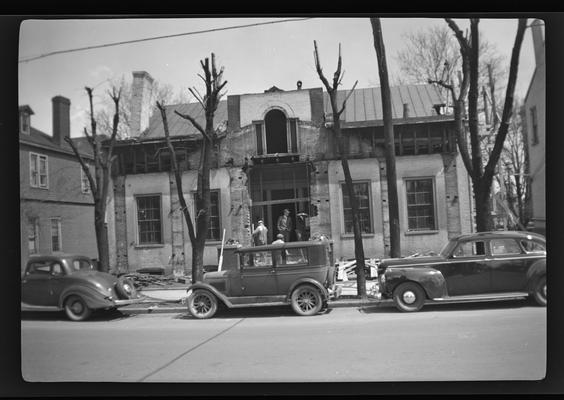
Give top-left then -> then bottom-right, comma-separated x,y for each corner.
531,19 -> 545,67
52,96 -> 70,146
130,71 -> 154,137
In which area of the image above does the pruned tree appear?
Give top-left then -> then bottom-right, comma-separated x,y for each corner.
313,40 -> 367,298
429,18 -> 528,231
371,18 -> 402,258
65,86 -> 121,272
157,53 -> 227,283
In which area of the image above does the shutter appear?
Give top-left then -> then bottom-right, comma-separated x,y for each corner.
289,119 -> 298,153
255,123 -> 264,155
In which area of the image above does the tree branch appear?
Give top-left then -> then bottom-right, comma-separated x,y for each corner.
64,136 -> 97,195
174,109 -> 211,141
337,80 -> 359,117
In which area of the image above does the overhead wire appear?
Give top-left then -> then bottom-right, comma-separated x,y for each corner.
18,17 -> 314,63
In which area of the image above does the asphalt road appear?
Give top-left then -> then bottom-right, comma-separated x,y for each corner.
21,299 -> 546,383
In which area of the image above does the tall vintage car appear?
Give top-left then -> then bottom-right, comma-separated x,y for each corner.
377,231 -> 547,312
185,239 -> 340,319
21,254 -> 143,321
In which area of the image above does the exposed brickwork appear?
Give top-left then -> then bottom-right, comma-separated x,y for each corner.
441,153 -> 462,238
168,172 -> 187,275
112,175 -> 129,273
227,95 -> 241,131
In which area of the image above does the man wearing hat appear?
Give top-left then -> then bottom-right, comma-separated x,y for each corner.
252,219 -> 268,246
276,208 -> 293,242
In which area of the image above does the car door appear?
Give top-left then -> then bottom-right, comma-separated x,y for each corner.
239,251 -> 278,296
47,262 -> 67,306
438,239 -> 491,296
489,238 -> 528,292
21,261 -> 52,306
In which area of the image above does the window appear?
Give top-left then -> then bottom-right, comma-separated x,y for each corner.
341,182 -> 373,234
30,153 -> 48,188
71,259 -> 95,271
241,252 -> 273,268
254,110 -> 299,156
50,218 -> 61,252
530,107 -> 539,145
28,219 -> 39,254
406,178 -> 436,231
20,113 -> 30,135
81,166 -> 92,194
276,247 -> 308,266
136,195 -> 162,244
192,190 -> 221,241
452,240 -> 486,258
520,240 -> 546,253
491,238 -> 522,255
27,262 -> 51,275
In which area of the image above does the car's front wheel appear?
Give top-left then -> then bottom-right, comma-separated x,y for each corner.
532,275 -> 547,307
64,295 -> 92,321
291,285 -> 323,316
393,282 -> 426,312
187,290 -> 218,319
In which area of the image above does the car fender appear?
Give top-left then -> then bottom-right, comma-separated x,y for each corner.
186,282 -> 234,308
286,278 -> 329,302
385,267 -> 447,299
526,259 -> 546,291
59,285 -> 114,310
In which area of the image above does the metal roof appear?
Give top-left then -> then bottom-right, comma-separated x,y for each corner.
19,127 -> 93,158
323,84 -> 446,123
141,84 -> 447,139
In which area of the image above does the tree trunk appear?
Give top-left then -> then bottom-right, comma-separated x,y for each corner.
371,17 -> 401,258
473,179 -> 493,232
94,207 -> 110,272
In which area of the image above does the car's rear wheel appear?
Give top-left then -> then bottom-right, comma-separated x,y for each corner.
187,290 -> 218,319
532,275 -> 547,307
393,282 -> 426,312
116,277 -> 138,299
64,295 -> 92,321
291,285 -> 323,316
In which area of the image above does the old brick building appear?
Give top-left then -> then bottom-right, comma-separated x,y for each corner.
19,96 -> 97,272
106,72 -> 473,274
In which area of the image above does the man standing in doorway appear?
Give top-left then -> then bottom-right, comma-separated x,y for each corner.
252,220 -> 268,246
277,208 -> 293,242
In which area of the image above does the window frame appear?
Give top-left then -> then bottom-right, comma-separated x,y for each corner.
50,218 -> 62,252
29,152 -> 49,189
340,181 -> 374,236
404,177 -> 437,233
135,194 -> 163,245
20,113 -> 31,135
28,218 -> 39,254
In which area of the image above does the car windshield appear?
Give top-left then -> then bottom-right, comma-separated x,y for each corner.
439,240 -> 457,257
70,259 -> 95,272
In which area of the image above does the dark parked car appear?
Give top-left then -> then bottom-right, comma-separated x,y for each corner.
377,231 -> 546,312
21,254 -> 143,321
185,239 -> 341,318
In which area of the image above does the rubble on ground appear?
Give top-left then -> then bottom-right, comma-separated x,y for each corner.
121,272 -> 189,289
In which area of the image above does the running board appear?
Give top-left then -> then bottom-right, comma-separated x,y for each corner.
21,303 -> 61,312
430,292 -> 529,303
228,301 -> 288,309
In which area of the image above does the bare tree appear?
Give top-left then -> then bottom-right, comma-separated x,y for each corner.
65,86 -> 121,272
430,18 -> 528,231
157,53 -> 227,283
371,18 -> 401,258
313,41 -> 367,298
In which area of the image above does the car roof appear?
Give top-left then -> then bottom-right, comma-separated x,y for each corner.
451,230 -> 546,242
236,240 -> 328,253
27,253 -> 92,262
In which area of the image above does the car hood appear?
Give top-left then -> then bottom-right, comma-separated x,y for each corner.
379,256 -> 446,269
70,270 -> 119,288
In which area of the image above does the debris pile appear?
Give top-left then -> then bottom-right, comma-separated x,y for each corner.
121,272 -> 188,289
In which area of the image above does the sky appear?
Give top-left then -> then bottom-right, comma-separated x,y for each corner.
18,16 -> 540,138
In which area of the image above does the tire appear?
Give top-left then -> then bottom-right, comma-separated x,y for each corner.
291,285 -> 323,316
393,282 -> 426,312
532,275 -> 547,307
64,295 -> 92,321
116,277 -> 138,299
187,290 -> 218,319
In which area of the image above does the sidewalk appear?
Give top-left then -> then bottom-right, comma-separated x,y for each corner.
120,280 -> 390,315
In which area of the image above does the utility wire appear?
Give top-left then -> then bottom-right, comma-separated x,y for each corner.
19,17 -> 314,63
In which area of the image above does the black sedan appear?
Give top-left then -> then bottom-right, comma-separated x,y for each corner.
21,254 -> 143,321
377,231 -> 546,312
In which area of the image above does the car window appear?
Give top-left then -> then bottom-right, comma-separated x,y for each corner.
491,238 -> 523,255
71,259 -> 95,271
51,263 -> 64,276
27,262 -> 51,275
241,252 -> 273,268
452,241 -> 486,258
520,240 -> 546,253
276,248 -> 308,266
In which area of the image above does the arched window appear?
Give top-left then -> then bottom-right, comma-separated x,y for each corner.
254,109 -> 298,156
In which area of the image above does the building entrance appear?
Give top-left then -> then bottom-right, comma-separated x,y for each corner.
249,163 -> 311,244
